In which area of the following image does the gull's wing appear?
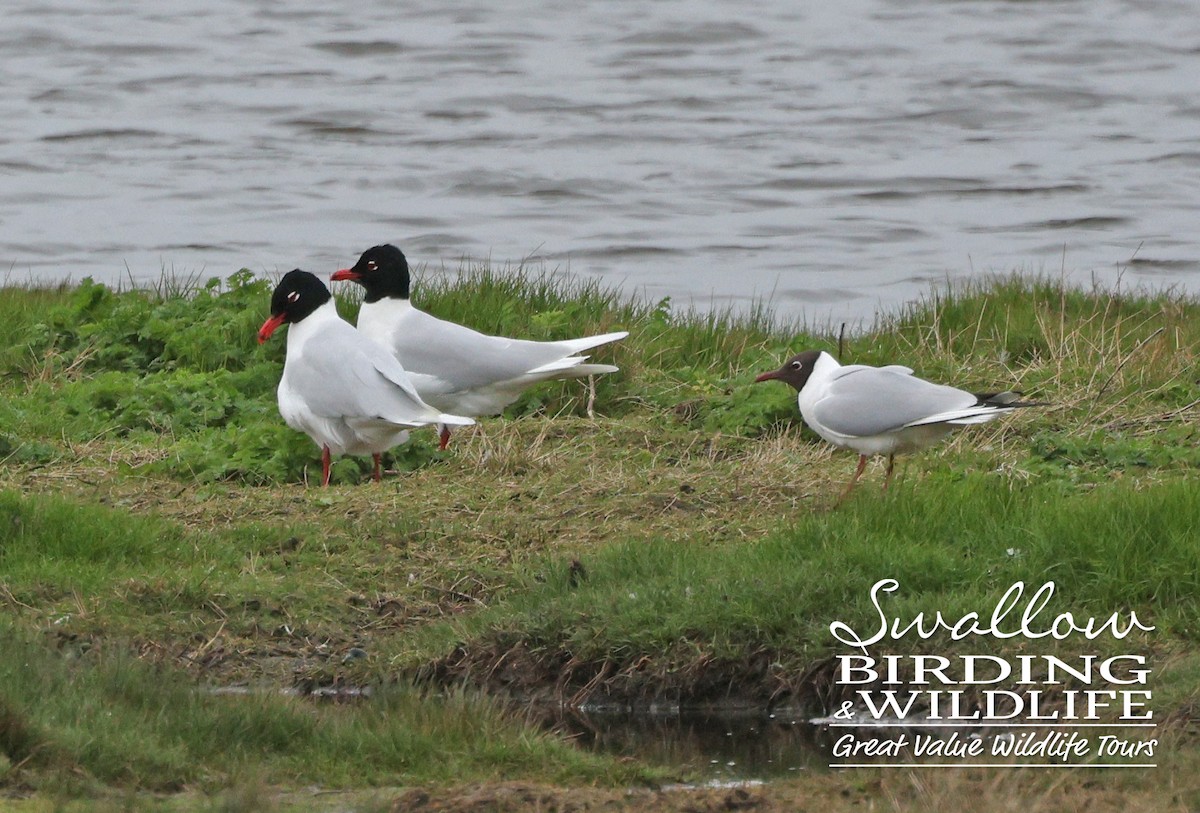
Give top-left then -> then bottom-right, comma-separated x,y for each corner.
288,321 -> 471,427
376,304 -> 626,391
809,366 -> 979,437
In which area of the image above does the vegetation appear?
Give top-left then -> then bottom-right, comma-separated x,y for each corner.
1,263 -> 1198,809
0,617 -> 634,793
420,476 -> 1199,700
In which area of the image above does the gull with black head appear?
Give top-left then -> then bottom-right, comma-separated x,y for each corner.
755,350 -> 1042,501
257,269 -> 474,486
331,244 -> 628,449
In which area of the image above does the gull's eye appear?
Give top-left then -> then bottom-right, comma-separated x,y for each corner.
366,260 -> 378,271
286,291 -> 300,303
790,361 -> 802,370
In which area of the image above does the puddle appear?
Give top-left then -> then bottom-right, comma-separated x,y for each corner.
207,686 -> 1155,776
550,705 -> 836,780
207,685 -> 841,778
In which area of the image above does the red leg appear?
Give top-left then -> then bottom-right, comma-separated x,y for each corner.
372,453 -> 383,482
882,454 -> 896,491
321,446 -> 332,487
438,424 -> 451,451
835,454 -> 869,506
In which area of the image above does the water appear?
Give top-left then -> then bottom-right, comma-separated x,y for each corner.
210,683 -> 838,778
2,0 -> 1198,323
559,706 -> 834,780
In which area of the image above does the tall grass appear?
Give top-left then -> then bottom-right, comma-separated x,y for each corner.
868,273 -> 1198,416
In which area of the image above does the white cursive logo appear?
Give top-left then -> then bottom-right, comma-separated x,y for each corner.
830,579 -> 1155,651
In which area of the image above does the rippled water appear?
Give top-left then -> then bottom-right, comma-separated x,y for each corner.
3,0 -> 1198,322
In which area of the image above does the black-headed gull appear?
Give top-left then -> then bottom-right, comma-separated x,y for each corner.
257,269 -> 474,486
330,244 -> 628,449
755,350 -> 1041,500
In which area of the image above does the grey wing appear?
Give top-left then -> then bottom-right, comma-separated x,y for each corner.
291,327 -> 439,425
358,332 -> 435,408
809,367 -> 977,437
392,309 -> 593,390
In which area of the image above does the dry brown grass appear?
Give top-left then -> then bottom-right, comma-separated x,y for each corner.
0,415 -> 837,550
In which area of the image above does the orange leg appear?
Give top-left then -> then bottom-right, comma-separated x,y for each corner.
835,454 -> 869,505
438,425 -> 452,450
321,446 -> 332,487
372,453 -> 383,482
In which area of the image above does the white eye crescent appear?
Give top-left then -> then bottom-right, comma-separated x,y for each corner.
286,291 -> 300,303
366,260 -> 378,271
791,361 -> 802,369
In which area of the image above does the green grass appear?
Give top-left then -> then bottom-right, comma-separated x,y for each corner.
415,474 -> 1199,685
4,265 -> 1198,482
2,264 -> 1200,807
0,619 -> 642,795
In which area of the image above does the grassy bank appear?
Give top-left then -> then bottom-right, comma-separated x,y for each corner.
417,476 -> 1199,708
1,264 -> 1199,808
0,618 -> 637,793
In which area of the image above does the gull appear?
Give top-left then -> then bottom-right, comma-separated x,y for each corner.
755,350 -> 1041,500
257,269 -> 474,486
331,244 -> 628,449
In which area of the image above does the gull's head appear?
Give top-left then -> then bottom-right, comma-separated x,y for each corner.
258,269 -> 332,344
330,243 -> 411,301
754,349 -> 823,392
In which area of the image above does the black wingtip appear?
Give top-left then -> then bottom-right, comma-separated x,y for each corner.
973,390 -> 1049,408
